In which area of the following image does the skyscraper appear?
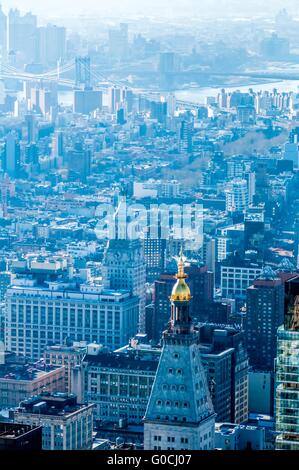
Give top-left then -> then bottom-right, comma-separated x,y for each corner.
8,9 -> 37,64
66,142 -> 91,181
0,5 -> 7,58
198,324 -> 249,424
74,90 -> 102,115
178,119 -> 193,153
25,113 -> 36,144
37,24 -> 66,65
245,266 -> 284,372
108,86 -> 121,113
275,275 -> 299,450
244,205 -> 265,257
102,238 -> 146,333
142,233 -> 166,282
225,178 -> 249,213
144,253 -> 216,450
158,52 -> 179,89
108,23 -> 129,60
3,132 -> 20,177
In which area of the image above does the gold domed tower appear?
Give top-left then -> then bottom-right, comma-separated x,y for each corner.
169,248 -> 193,333
144,248 -> 216,450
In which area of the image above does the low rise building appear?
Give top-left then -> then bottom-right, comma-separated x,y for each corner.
44,342 -> 87,392
5,255 -> 139,359
14,392 -> 93,450
0,354 -> 65,408
0,422 -> 42,450
215,422 -> 265,450
72,341 -> 158,424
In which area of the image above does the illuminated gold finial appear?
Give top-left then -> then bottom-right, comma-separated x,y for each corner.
170,247 -> 192,302
177,245 -> 187,279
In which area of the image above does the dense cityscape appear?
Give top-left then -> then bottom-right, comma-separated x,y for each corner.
0,0 -> 298,456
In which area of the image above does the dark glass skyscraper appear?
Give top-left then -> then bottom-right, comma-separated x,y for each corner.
245,266 -> 284,372
275,275 -> 299,450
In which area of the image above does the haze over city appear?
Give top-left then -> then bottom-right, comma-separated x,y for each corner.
0,0 -> 298,460
1,0 -> 299,18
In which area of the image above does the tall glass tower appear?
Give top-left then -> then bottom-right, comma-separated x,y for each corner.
275,275 -> 299,450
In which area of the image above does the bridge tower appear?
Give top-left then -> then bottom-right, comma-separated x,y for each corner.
75,56 -> 91,89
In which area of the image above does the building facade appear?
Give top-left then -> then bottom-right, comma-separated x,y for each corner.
0,422 -> 42,450
198,324 -> 249,424
14,392 -> 93,450
221,265 -> 262,301
225,178 -> 249,213
44,342 -> 87,393
5,257 -> 139,360
245,267 -> 284,372
73,341 -> 159,424
275,275 -> 299,450
0,355 -> 65,408
102,238 -> 146,333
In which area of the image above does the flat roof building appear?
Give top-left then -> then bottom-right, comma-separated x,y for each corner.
14,392 -> 93,450
0,356 -> 65,408
0,422 -> 42,450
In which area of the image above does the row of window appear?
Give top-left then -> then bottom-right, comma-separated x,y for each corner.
154,436 -> 189,444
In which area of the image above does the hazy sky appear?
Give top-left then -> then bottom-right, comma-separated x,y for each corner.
1,0 -> 299,18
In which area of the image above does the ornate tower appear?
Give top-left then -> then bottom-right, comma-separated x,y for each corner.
144,251 -> 216,450
101,188 -> 146,332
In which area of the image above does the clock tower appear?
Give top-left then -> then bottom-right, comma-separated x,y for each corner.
144,251 -> 216,450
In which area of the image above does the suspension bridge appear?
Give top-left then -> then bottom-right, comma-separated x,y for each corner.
1,59 -> 299,111
0,59 -> 121,89
0,59 -> 212,110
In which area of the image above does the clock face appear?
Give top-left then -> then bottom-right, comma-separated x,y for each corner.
114,252 -> 121,260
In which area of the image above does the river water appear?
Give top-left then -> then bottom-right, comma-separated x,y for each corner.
174,80 -> 299,104
56,79 -> 299,107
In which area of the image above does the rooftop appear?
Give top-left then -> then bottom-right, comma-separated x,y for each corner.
17,392 -> 91,417
84,352 -> 158,371
0,361 -> 62,382
0,422 -> 42,440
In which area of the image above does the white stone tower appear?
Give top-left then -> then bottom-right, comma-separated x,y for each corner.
144,251 -> 216,450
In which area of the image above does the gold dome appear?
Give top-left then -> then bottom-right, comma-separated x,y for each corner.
170,250 -> 192,302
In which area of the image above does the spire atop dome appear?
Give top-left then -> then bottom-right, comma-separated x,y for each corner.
177,246 -> 187,279
170,249 -> 191,302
